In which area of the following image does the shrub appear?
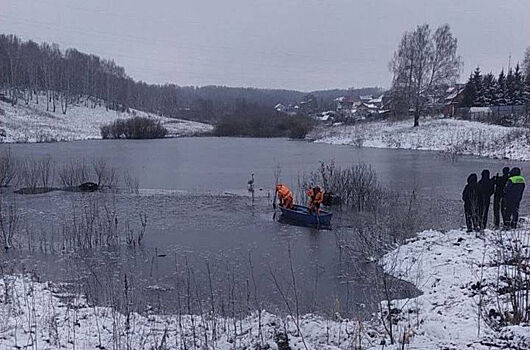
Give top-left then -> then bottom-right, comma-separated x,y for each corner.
287,118 -> 313,139
298,161 -> 382,212
100,117 -> 168,139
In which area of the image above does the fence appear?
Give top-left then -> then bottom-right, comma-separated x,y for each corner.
455,105 -> 529,127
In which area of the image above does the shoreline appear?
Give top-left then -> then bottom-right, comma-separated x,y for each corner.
309,117 -> 530,162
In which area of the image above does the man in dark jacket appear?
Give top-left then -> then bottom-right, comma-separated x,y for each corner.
493,167 -> 510,228
503,167 -> 525,229
462,173 -> 480,232
477,169 -> 494,229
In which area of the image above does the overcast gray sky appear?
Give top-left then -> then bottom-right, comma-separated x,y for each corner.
1,0 -> 529,91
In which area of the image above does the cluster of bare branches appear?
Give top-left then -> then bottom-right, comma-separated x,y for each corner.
0,195 -> 19,250
123,170 -> 140,194
17,156 -> 55,190
478,229 -> 530,329
58,158 -> 118,188
0,148 -> 17,187
298,161 -> 381,212
298,162 -> 425,240
57,159 -> 90,187
2,153 -> 126,192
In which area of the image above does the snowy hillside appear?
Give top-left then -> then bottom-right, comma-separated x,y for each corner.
0,96 -> 213,143
310,117 -> 530,161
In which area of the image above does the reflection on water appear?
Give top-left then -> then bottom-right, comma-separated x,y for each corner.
1,138 -> 527,318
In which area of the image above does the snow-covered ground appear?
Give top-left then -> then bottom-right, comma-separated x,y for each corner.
379,219 -> 530,349
0,276 -> 378,349
310,117 -> 530,161
1,221 -> 528,349
0,96 -> 213,143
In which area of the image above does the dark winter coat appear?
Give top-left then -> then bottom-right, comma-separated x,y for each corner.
462,174 -> 479,209
493,173 -> 510,198
477,170 -> 494,202
504,174 -> 525,207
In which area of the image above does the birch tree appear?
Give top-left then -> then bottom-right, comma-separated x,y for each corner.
390,24 -> 462,126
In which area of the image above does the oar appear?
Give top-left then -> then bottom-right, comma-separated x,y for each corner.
272,188 -> 278,220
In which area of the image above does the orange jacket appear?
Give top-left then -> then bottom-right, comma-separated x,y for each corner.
276,184 -> 294,208
276,184 -> 292,200
307,188 -> 323,204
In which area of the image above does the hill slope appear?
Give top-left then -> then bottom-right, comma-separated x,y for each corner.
0,96 -> 213,143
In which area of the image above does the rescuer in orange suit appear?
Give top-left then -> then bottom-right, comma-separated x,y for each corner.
275,184 -> 294,209
307,186 -> 324,213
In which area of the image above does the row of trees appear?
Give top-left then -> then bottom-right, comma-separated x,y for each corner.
0,34 -> 298,122
0,34 -> 382,125
0,34 -> 128,114
461,65 -> 530,107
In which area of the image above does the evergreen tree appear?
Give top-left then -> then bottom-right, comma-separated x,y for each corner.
472,67 -> 485,106
461,73 -> 476,107
495,69 -> 507,106
513,63 -> 525,105
505,68 -> 516,105
525,74 -> 530,106
482,73 -> 497,106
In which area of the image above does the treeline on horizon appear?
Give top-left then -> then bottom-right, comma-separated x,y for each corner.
0,34 -> 381,126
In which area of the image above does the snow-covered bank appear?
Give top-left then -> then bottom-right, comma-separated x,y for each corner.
310,117 -> 530,161
0,275 -> 379,349
379,220 -> 530,349
0,97 -> 213,143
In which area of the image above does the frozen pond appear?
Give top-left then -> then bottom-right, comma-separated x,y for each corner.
2,138 -> 528,317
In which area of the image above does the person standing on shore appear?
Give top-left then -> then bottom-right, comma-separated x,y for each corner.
503,167 -> 525,229
493,167 -> 510,228
477,169 -> 494,229
462,173 -> 480,232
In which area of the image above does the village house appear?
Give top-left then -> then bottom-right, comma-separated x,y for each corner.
367,95 -> 384,109
359,95 -> 373,103
335,96 -> 356,112
443,85 -> 465,117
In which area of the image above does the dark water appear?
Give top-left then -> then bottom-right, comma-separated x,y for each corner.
1,138 -> 528,317
6,137 -> 528,198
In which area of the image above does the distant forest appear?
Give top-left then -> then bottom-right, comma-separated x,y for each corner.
0,34 -> 382,124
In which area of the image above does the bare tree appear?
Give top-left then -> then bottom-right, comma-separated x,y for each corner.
390,24 -> 462,126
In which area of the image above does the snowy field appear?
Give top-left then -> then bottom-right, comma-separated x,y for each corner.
310,117 -> 530,161
1,221 -> 528,349
0,97 -> 213,143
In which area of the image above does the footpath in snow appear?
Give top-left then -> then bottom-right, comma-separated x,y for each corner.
0,220 -> 528,349
0,97 -> 213,143
311,117 -> 530,161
